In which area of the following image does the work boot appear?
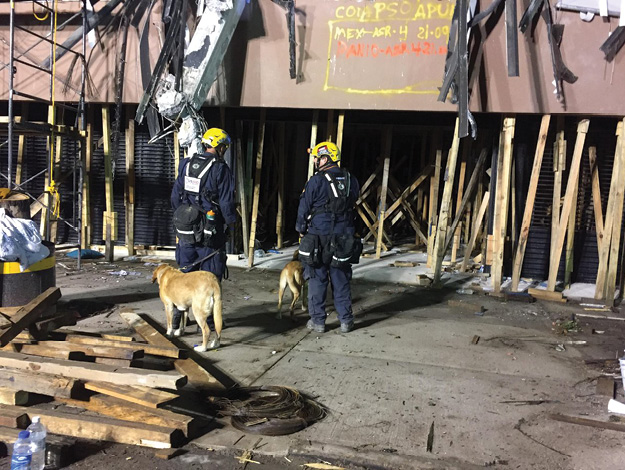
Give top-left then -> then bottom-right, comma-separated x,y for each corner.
340,320 -> 354,333
306,319 -> 325,333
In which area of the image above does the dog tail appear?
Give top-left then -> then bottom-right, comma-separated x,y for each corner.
212,286 -> 223,337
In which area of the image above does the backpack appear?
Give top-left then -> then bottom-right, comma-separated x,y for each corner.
322,170 -> 351,216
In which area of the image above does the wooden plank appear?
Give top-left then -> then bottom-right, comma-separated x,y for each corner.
276,122 -> 285,249
427,140 -> 442,267
0,389 -> 28,406
460,191 -> 490,272
492,118 -> 515,294
376,126 -> 393,259
564,176 -> 578,288
0,405 -> 29,428
596,377 -> 615,398
588,146 -> 604,254
0,368 -> 80,398
336,110 -> 345,150
451,144 -> 468,263
604,121 -> 625,301
0,287 -> 61,347
550,413 -> 625,433
64,335 -> 181,359
125,117 -> 136,256
15,110 -> 27,186
595,123 -> 623,298
307,110 -> 319,179
10,406 -> 180,448
432,119 -> 462,284
15,344 -> 84,361
83,382 -> 178,408
119,310 -> 225,391
547,120 -> 590,291
102,105 -> 114,261
59,394 -> 197,437
444,148 -> 488,250
511,115 -> 551,291
235,120 -> 250,257
248,108 -> 267,268
95,357 -> 132,367
35,341 -> 145,360
527,288 -> 565,302
551,123 -> 565,260
0,352 -> 187,389
81,118 -> 93,248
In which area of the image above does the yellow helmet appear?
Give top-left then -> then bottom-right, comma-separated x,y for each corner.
201,128 -> 231,149
310,141 -> 341,163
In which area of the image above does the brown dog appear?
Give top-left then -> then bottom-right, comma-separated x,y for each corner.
152,264 -> 223,352
277,251 -> 307,320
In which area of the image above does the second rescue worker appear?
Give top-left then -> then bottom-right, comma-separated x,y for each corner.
296,142 -> 361,334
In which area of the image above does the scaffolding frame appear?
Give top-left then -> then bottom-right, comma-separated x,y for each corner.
2,0 -> 89,269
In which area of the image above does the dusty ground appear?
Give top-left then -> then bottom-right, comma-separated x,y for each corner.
3,253 -> 625,470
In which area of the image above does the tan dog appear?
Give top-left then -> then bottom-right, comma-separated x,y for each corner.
277,251 -> 307,320
152,264 -> 223,352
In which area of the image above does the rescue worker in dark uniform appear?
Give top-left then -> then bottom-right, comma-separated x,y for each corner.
296,141 -> 361,334
170,128 -> 236,349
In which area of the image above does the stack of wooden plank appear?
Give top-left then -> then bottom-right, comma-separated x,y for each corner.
0,290 -> 226,453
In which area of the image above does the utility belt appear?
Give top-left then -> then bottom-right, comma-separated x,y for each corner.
173,204 -> 221,248
298,233 -> 362,268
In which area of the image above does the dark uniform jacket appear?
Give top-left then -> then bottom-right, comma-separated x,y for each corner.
171,152 -> 237,228
296,165 -> 360,236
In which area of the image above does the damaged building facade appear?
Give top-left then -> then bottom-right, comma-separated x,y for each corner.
1,0 -> 625,299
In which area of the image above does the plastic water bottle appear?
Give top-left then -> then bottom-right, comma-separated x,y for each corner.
10,430 -> 32,470
27,416 -> 46,470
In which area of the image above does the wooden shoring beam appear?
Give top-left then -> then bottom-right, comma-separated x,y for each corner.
551,119 -> 565,261
15,105 -> 27,186
427,134 -> 442,267
376,126 -> 393,258
492,117 -> 515,294
276,122 -> 286,248
460,191 -> 490,272
451,141 -> 469,263
81,113 -> 92,249
336,111 -> 345,150
248,109 -> 267,268
564,173 -> 579,288
604,120 -> 625,301
125,117 -> 135,256
444,147 -> 488,251
307,110 -> 319,179
588,146 -> 604,254
432,119 -> 461,284
235,121 -> 250,257
102,105 -> 114,262
547,119 -> 590,291
511,115 -> 551,291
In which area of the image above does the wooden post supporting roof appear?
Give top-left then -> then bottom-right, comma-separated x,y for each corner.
460,191 -> 490,272
603,120 -> 625,302
308,110 -> 319,179
491,118 -> 515,294
235,121 -> 250,257
511,115 -> 551,291
336,111 -> 345,151
125,117 -> 135,257
81,119 -> 92,249
427,134 -> 442,267
547,119 -> 590,291
102,105 -> 114,263
276,122 -> 286,249
588,146 -> 604,254
376,126 -> 392,259
432,119 -> 461,284
451,143 -> 468,263
248,109 -> 266,268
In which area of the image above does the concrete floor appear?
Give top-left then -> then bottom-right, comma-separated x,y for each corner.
52,253 -> 625,470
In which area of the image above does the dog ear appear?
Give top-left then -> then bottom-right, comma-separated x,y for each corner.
152,265 -> 163,284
